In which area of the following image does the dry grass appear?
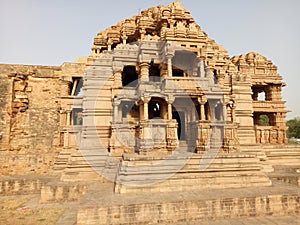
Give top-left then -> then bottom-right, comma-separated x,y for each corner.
0,197 -> 65,225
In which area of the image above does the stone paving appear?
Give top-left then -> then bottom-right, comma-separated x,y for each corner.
2,178 -> 300,225
175,215 -> 300,225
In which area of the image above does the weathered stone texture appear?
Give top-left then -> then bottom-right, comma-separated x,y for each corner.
77,194 -> 300,224
0,65 -> 62,174
0,74 -> 11,148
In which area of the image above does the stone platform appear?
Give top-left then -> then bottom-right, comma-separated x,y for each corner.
77,180 -> 300,225
115,152 -> 271,193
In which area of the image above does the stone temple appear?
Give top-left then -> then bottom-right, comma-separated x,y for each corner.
1,2 -> 300,224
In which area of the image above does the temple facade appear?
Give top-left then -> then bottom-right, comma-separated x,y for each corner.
0,2 -> 289,191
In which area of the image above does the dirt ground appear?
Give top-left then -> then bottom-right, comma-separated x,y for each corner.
0,195 -> 65,225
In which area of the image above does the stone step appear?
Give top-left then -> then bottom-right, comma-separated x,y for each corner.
78,181 -> 300,225
115,153 -> 272,193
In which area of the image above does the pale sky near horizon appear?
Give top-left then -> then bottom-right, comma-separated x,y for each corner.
0,0 -> 299,119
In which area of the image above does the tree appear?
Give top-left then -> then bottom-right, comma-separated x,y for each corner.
259,114 -> 270,126
287,117 -> 300,138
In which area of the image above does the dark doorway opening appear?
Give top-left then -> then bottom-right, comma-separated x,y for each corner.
122,65 -> 138,87
172,111 -> 186,140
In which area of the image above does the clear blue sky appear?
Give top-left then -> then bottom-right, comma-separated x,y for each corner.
0,0 -> 299,118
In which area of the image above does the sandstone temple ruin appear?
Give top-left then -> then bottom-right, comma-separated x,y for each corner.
1,2 -> 300,224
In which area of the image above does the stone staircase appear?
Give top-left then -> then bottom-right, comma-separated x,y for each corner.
240,144 -> 274,172
269,165 -> 300,186
59,147 -> 111,182
262,145 -> 300,166
115,151 -> 272,193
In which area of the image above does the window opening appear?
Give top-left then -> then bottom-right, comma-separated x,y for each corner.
70,77 -> 83,96
122,65 -> 138,87
149,64 -> 161,82
72,108 -> 83,125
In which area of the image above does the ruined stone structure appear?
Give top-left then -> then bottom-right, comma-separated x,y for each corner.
1,2 -> 299,224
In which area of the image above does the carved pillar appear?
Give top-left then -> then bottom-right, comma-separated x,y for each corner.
143,97 -> 151,120
199,59 -> 205,78
114,71 -> 122,88
167,55 -> 173,77
66,110 -> 71,126
167,97 -> 174,120
139,62 -> 150,82
122,35 -> 127,45
198,96 -> 207,121
223,103 -> 227,121
113,101 -> 120,122
160,64 -> 168,79
168,103 -> 172,120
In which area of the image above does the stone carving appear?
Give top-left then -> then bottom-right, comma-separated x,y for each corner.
0,2 -> 289,179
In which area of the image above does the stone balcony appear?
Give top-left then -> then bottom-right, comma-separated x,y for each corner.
162,77 -> 210,93
252,100 -> 286,112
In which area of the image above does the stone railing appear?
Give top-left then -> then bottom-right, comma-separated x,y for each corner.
190,121 -> 239,153
255,126 -> 288,144
162,77 -> 209,93
137,119 -> 178,154
252,100 -> 285,112
109,121 -> 138,156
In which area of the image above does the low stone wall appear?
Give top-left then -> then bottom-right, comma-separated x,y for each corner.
40,182 -> 88,203
0,153 -> 59,175
77,194 -> 300,224
0,176 -> 54,195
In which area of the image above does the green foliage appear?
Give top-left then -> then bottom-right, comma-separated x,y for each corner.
287,117 -> 300,138
259,114 -> 270,126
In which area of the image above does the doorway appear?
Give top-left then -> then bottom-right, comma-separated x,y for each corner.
172,111 -> 186,140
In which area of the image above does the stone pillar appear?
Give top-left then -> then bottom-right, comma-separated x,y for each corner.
122,35 -> 127,45
113,101 -> 119,122
223,103 -> 227,121
143,97 -> 151,120
167,55 -> 173,77
200,104 -> 206,121
67,110 -> 71,126
167,103 -> 172,120
114,71 -> 122,88
199,59 -> 205,78
198,96 -> 207,121
160,64 -> 168,79
139,62 -> 150,82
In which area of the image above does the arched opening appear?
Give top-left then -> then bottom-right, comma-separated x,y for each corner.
122,65 -> 138,87
148,98 -> 165,119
